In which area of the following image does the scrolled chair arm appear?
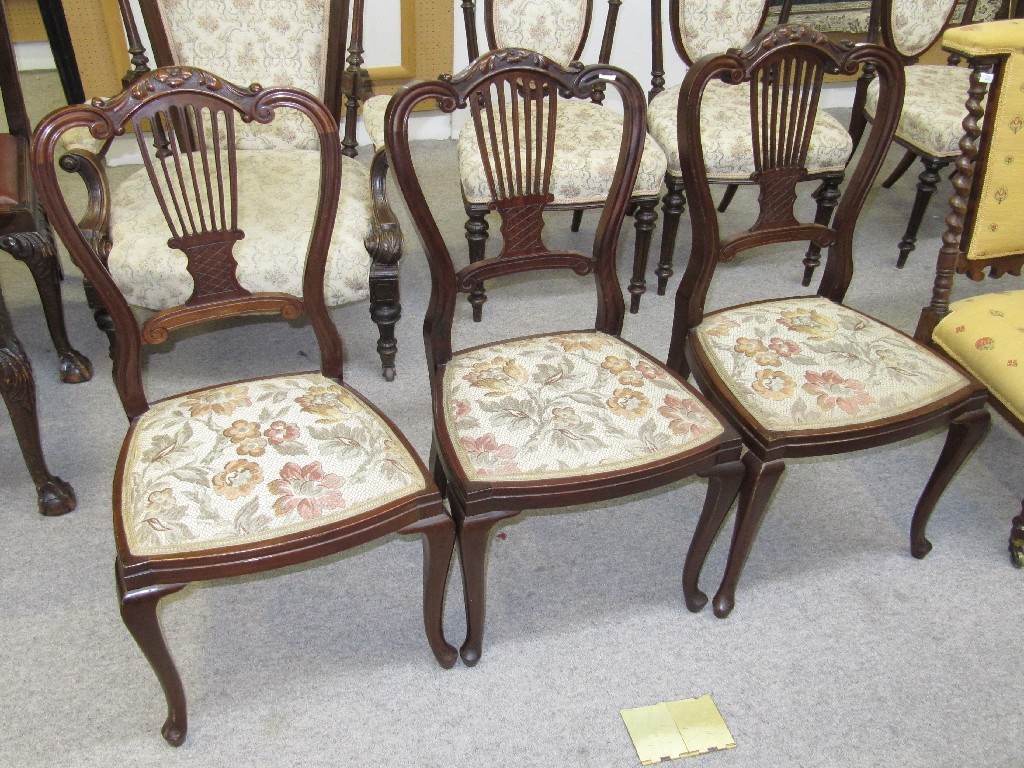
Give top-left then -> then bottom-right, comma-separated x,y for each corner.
364,146 -> 402,267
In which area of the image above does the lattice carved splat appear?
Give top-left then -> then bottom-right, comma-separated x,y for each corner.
169,229 -> 248,305
492,193 -> 554,258
751,165 -> 807,232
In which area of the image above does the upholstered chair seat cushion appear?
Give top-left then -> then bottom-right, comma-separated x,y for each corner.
441,331 -> 724,482
648,80 -> 852,180
865,65 -> 972,158
693,297 -> 970,433
120,373 -> 428,556
457,100 -> 668,205
932,291 -> 1024,422
108,151 -> 373,309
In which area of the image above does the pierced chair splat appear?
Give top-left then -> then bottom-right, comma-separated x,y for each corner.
33,67 -> 456,745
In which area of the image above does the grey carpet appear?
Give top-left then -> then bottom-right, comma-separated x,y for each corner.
1,72 -> 1021,766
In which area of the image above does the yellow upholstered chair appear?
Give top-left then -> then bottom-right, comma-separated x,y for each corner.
916,18 -> 1024,567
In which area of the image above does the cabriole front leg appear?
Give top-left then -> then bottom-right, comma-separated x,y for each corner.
400,509 -> 458,668
683,458 -> 745,612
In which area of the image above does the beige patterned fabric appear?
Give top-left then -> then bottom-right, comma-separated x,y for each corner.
865,64 -> 970,157
648,80 -> 852,180
121,373 -> 427,556
155,0 -> 332,150
458,100 -> 667,204
960,0 -> 1002,23
694,298 -> 970,432
442,332 -> 725,482
363,93 -> 390,149
57,126 -> 104,157
891,0 -> 958,58
766,2 -> 871,34
108,151 -> 372,310
490,0 -> 589,67
678,0 -> 766,63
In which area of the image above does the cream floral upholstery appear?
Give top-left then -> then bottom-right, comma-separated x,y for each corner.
442,332 -> 724,482
694,297 -> 970,432
933,292 -> 1024,423
891,0 -> 958,58
362,93 -> 390,149
767,2 -> 871,34
648,80 -> 852,180
458,101 -> 667,204
154,0 -> 332,150
678,0 -> 766,62
491,0 -> 588,67
108,151 -> 372,310
121,373 -> 427,556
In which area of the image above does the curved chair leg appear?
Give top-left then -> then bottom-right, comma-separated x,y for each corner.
717,184 -> 739,213
1010,500 -> 1023,569
429,440 -> 448,501
881,149 -> 917,189
570,209 -> 584,232
0,294 -> 76,516
910,408 -> 991,559
657,176 -> 686,296
628,199 -> 659,314
712,454 -> 786,618
683,458 -> 745,612
897,157 -> 946,269
117,576 -> 188,746
451,498 -> 517,666
464,211 -> 489,322
368,268 -> 400,382
400,509 -> 459,668
801,176 -> 842,287
1,231 -> 92,383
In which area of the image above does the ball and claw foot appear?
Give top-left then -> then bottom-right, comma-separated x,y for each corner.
685,590 -> 708,613
162,719 -> 186,747
712,592 -> 734,619
38,476 -> 76,516
910,536 -> 933,560
58,350 -> 93,384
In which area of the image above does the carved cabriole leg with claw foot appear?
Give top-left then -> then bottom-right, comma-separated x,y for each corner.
683,459 -> 745,612
656,175 -> 686,297
464,209 -> 489,322
628,199 -> 658,313
909,407 -> 991,559
449,495 -> 518,666
0,288 -> 76,516
897,157 -> 947,269
800,176 -> 841,286
116,573 -> 188,746
399,510 -> 458,668
0,230 -> 92,382
712,453 -> 786,618
1010,501 -> 1024,568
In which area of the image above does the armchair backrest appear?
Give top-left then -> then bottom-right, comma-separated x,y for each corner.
137,0 -> 349,150
669,0 -> 773,65
668,26 -> 905,342
33,67 -> 344,420
918,19 -> 1024,337
873,0 -> 976,62
384,50 -> 645,378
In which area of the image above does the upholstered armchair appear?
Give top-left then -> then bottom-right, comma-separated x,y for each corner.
642,0 -> 855,307
363,0 -> 669,319
916,18 -> 1024,567
59,0 -> 405,379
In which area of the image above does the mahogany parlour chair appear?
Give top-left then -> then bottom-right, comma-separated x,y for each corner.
848,0 -> 980,272
666,25 -> 991,617
386,50 -> 745,664
60,0 -> 405,379
915,18 -> 1024,567
364,0 -> 669,321
0,0 -> 91,383
33,67 -> 456,744
642,0 -> 854,309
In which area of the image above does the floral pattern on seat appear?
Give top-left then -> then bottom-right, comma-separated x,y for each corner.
865,65 -> 971,158
108,151 -> 372,310
648,79 -> 852,180
694,297 -> 970,432
491,0 -> 588,67
933,291 -> 1024,423
121,373 -> 427,556
458,99 -> 667,205
442,332 -> 725,482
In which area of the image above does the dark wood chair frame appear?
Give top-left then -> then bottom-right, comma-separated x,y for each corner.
458,0 -> 663,321
846,0 -> 979,271
666,25 -> 990,617
33,67 -> 456,745
0,2 -> 91,383
62,0 -> 404,380
915,49 -> 1024,568
386,49 -> 746,664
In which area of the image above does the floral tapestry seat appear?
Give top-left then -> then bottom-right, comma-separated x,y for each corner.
441,332 -> 725,483
120,372 -> 428,557
694,297 -> 971,433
